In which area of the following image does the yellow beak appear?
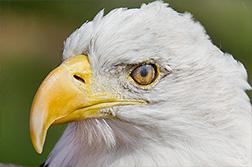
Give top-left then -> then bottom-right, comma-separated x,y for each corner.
30,55 -> 146,154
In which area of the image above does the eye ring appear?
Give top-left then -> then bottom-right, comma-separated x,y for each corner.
130,64 -> 159,86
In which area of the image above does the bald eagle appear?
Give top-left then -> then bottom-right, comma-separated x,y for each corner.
30,1 -> 251,167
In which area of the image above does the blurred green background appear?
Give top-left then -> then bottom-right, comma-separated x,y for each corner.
0,0 -> 251,166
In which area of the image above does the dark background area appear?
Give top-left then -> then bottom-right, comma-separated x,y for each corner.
1,0 -> 251,166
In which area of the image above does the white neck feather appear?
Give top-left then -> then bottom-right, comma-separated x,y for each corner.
45,115 -> 251,167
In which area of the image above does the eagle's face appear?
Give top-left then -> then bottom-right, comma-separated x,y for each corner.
30,2 -> 251,167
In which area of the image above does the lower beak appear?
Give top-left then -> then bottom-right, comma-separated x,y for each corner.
30,55 -> 145,154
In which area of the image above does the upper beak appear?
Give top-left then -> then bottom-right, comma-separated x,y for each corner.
30,55 -> 146,154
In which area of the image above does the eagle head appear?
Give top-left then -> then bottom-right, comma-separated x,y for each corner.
30,1 -> 251,166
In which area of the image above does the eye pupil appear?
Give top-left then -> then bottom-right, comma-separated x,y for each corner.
140,68 -> 148,77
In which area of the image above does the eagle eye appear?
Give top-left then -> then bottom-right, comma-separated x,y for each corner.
130,64 -> 158,86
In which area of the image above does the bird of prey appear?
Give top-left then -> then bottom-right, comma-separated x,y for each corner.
30,1 -> 251,167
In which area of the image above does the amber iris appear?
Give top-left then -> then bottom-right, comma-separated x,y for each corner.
130,64 -> 157,86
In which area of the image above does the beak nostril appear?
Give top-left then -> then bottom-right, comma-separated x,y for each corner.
73,75 -> 85,83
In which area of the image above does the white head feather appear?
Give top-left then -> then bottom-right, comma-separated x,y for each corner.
45,1 -> 251,167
